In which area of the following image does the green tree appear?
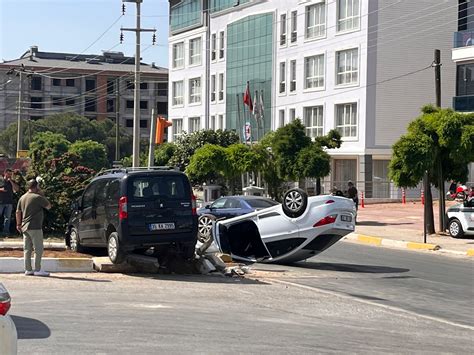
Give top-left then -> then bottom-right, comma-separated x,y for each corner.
29,132 -> 70,175
69,140 -> 108,172
154,142 -> 176,166
389,105 -> 474,234
186,144 -> 227,184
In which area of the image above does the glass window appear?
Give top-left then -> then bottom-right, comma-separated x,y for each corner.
140,82 -> 148,90
211,74 -> 216,103
279,62 -> 286,94
82,183 -> 97,209
306,2 -> 326,39
336,103 -> 357,137
219,31 -> 225,59
245,198 -> 279,208
156,101 -> 168,114
218,114 -> 224,129
172,81 -> 184,106
457,63 -> 474,96
211,197 -> 227,209
107,99 -> 115,112
156,82 -> 168,96
172,42 -> 184,69
338,0 -> 360,32
304,54 -> 324,89
211,33 -> 217,61
304,106 -> 323,138
189,117 -> 200,132
52,97 -> 62,106
290,11 -> 297,43
126,119 -> 133,128
189,37 -> 202,65
85,97 -> 96,112
189,78 -> 201,104
106,180 -> 120,203
218,73 -> 224,101
289,108 -> 296,122
31,76 -> 42,90
86,79 -> 96,92
30,97 -> 43,109
170,0 -> 202,32
140,120 -> 147,128
290,60 -> 296,92
140,101 -> 148,110
52,78 -> 61,87
130,176 -> 187,201
126,100 -> 134,109
280,13 -> 287,46
173,118 -> 183,140
107,80 -> 115,94
66,79 -> 75,87
210,115 -> 216,130
336,48 -> 358,85
279,109 -> 285,127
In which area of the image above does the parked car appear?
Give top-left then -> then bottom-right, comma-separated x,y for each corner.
197,196 -> 279,241
446,198 -> 474,238
0,283 -> 17,354
206,188 -> 356,264
66,167 -> 198,263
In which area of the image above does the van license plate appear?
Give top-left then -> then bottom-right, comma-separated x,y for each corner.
341,215 -> 352,222
149,223 -> 175,231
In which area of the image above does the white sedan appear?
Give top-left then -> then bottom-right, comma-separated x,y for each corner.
446,199 -> 474,238
0,283 -> 17,355
207,188 -> 356,264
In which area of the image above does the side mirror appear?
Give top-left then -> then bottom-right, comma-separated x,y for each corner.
205,204 -> 211,209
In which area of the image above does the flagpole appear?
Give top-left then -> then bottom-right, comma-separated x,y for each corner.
236,93 -> 243,143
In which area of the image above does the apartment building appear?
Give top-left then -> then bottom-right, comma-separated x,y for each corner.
0,46 -> 168,137
168,0 -> 457,197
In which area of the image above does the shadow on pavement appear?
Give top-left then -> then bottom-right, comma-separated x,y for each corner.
48,275 -> 111,282
289,262 -> 410,274
11,315 -> 51,339
356,221 -> 416,227
126,273 -> 270,285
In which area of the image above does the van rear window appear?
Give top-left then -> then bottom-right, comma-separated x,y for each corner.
130,176 -> 188,201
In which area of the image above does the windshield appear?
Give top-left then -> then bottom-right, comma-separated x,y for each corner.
129,175 -> 189,201
245,198 -> 279,208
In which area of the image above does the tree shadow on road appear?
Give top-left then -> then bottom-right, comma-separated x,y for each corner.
288,262 -> 409,274
11,315 -> 51,339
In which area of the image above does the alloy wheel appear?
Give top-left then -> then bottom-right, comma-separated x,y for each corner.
108,236 -> 117,261
198,216 -> 213,242
285,190 -> 303,212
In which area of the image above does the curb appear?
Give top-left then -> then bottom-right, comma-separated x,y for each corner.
0,257 -> 93,273
343,234 -> 474,256
0,241 -> 66,249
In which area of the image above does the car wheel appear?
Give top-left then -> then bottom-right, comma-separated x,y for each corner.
108,232 -> 126,264
448,219 -> 464,238
198,214 -> 216,243
69,227 -> 84,253
282,188 -> 308,218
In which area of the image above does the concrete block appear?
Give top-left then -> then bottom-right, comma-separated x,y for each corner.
205,254 -> 227,271
126,254 -> 160,273
92,257 -> 137,273
196,258 -> 216,274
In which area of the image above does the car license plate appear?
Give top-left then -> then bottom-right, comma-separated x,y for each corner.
341,215 -> 352,222
149,223 -> 175,231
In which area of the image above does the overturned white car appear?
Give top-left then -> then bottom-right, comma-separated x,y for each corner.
200,189 -> 356,264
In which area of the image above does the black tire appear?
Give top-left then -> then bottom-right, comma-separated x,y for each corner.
282,188 -> 308,218
68,227 -> 84,253
107,232 -> 126,264
198,214 -> 216,243
448,219 -> 464,238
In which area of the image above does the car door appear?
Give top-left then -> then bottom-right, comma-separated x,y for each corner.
103,179 -> 120,244
78,182 -> 98,245
221,198 -> 244,218
208,198 -> 228,217
90,179 -> 110,245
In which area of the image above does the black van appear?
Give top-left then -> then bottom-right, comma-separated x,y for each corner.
66,167 -> 198,263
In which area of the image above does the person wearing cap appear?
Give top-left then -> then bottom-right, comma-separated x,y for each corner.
15,179 -> 51,277
0,169 -> 19,236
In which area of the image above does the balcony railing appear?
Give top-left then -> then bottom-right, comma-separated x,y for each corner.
453,95 -> 474,112
453,31 -> 474,48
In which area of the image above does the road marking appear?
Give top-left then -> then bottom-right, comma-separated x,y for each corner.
467,249 -> 474,257
266,278 -> 474,331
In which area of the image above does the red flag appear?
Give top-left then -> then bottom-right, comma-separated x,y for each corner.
243,82 -> 253,111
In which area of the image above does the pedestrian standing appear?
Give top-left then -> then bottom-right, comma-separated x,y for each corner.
0,169 -> 20,236
16,179 -> 51,276
347,181 -> 359,210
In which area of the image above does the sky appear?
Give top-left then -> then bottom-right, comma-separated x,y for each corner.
0,0 -> 170,68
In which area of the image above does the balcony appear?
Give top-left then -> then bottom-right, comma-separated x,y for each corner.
452,31 -> 474,62
453,95 -> 474,112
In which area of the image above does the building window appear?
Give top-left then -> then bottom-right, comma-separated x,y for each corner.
30,97 -> 43,109
336,48 -> 358,85
211,33 -> 217,61
219,31 -> 225,59
218,73 -> 224,101
172,81 -> 184,106
85,79 -> 96,92
140,120 -> 148,128
107,80 -> 115,95
210,115 -> 216,130
304,106 -> 323,138
279,62 -> 286,94
126,119 -> 133,128
66,98 -> 75,106
280,13 -> 287,46
290,11 -> 297,43
337,0 -> 360,32
31,76 -> 42,90
52,78 -> 61,87
140,82 -> 148,90
172,118 -> 183,140
172,42 -> 184,69
126,81 -> 134,90
85,97 -> 97,112
140,101 -> 148,110
279,110 -> 285,127
211,74 -> 216,103
189,78 -> 201,104
126,100 -> 134,109
156,101 -> 168,115
52,97 -> 63,106
290,60 -> 296,92
107,99 -> 115,113
218,114 -> 224,129
289,108 -> 296,122
189,117 -> 200,133
156,82 -> 168,96
306,2 -> 326,39
66,79 -> 75,87
336,103 -> 357,137
304,54 -> 324,89
189,37 -> 202,65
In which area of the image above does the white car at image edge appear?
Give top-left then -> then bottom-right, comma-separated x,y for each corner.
0,283 -> 17,355
446,200 -> 474,238
208,188 -> 356,264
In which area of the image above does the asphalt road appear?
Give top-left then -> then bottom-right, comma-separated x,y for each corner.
1,242 -> 473,354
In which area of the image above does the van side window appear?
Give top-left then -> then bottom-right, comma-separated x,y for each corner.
82,183 -> 97,209
93,180 -> 109,207
106,180 -> 120,203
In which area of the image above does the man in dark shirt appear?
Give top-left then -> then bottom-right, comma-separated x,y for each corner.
0,169 -> 19,236
347,181 -> 359,211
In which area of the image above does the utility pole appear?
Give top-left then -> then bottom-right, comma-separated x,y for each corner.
434,49 -> 446,232
115,77 -> 121,162
121,0 -> 156,167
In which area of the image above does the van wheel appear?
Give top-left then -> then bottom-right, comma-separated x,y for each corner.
69,227 -> 84,253
282,188 -> 308,218
448,219 -> 464,238
108,232 -> 125,264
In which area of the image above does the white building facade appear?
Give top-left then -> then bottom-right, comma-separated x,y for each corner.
168,0 -> 457,197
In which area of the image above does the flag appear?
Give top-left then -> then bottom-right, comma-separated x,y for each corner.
243,81 -> 253,112
252,90 -> 258,117
259,89 -> 265,121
